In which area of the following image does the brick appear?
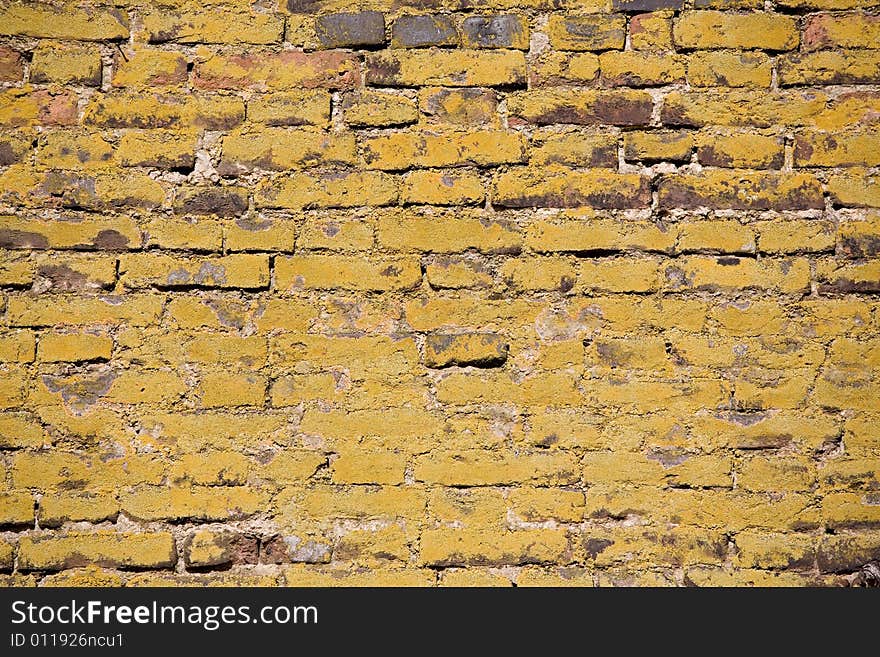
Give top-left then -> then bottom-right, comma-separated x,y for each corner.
526,218 -> 677,253
362,130 -> 525,170
666,256 -> 810,293
256,171 -> 398,209
341,91 -> 418,127
36,131 -> 115,171
315,11 -> 385,48
779,51 -> 880,86
119,254 -> 269,289
6,295 -> 163,328
391,15 -> 458,48
461,15 -> 529,50
118,130 -> 197,169
199,372 -> 266,408
531,130 -> 618,167
661,90 -> 827,128
630,11 -> 674,50
624,130 -> 693,163
425,333 -> 509,368
248,91 -> 331,126
38,333 -> 112,362
0,5 -> 129,40
758,219 -> 835,254
0,132 -> 30,165
426,257 -> 493,289
688,51 -> 772,87
219,128 -> 357,174
735,531 -> 817,569
275,255 -> 421,291
19,533 -> 175,571
298,216 -> 371,251
696,130 -> 785,168
122,486 -> 267,521
674,11 -> 798,50
0,47 -> 23,83
657,172 -> 824,210
185,530 -> 257,568
402,169 -> 485,205
0,331 -> 35,362
436,371 -> 583,406
816,259 -> 880,293
803,12 -> 880,51
419,87 -> 498,126
547,14 -> 627,51
794,130 -> 880,167
500,257 -> 578,292
493,167 -> 651,209
600,51 -> 685,86
818,532 -> 880,572
145,217 -> 222,251
143,9 -> 283,45
838,216 -> 880,259
112,49 -> 188,88
84,92 -> 244,129
415,450 -> 578,485
378,212 -> 521,253
508,89 -> 653,126
677,220 -> 755,253
331,450 -> 407,485
174,187 -> 249,217
366,50 -> 527,87
30,42 -> 102,86
420,529 -> 568,566
194,51 -> 359,91
579,259 -> 662,293
828,172 -> 880,208
530,51 -> 600,86
0,88 -> 78,128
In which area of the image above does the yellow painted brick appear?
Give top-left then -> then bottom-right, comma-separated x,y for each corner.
509,487 -> 585,522
739,457 -> 816,493
145,217 -> 222,251
414,449 -> 578,486
248,90 -> 331,126
0,330 -> 35,362
688,51 -> 772,88
530,130 -> 618,167
331,449 -> 408,485
630,11 -> 674,50
421,528 -> 568,566
37,131 -> 115,171
270,373 -> 338,405
695,130 -> 784,168
547,14 -> 626,51
19,532 -> 175,572
402,169 -> 485,206
666,256 -> 810,293
254,450 -> 325,484
779,50 -> 880,86
828,171 -> 880,208
284,566 -> 434,587
199,371 -> 266,408
822,492 -> 880,528
256,171 -> 398,209
118,130 -> 198,169
39,493 -> 119,527
425,257 -> 493,289
226,216 -> 296,252
84,92 -> 244,130
121,485 -> 267,522
142,9 -> 284,45
419,87 -> 499,126
113,49 -> 189,88
31,42 -> 102,85
424,332 -> 508,368
119,254 -> 269,289
38,333 -> 112,362
0,5 -> 129,40
362,130 -> 525,170
0,413 -> 47,449
500,257 -> 578,292
296,485 -> 427,520
171,451 -> 250,486
334,526 -> 410,565
757,219 -> 836,254
298,217 -> 372,251
0,210 -> 140,252
795,129 -> 880,167
220,128 -> 357,174
378,210 -> 520,253
341,91 -> 418,127
0,492 -> 33,525
600,51 -> 685,86
674,11 -> 798,50
275,255 -> 421,291
676,220 -> 755,253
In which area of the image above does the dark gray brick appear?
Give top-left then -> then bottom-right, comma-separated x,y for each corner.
392,14 -> 458,48
315,11 -> 386,48
460,15 -> 528,50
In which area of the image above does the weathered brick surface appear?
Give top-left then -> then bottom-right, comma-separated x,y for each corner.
0,1 -> 878,589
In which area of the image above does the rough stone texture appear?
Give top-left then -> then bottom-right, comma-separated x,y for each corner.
0,1 -> 878,589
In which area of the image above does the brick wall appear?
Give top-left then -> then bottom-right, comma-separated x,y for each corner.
1,0 -> 879,587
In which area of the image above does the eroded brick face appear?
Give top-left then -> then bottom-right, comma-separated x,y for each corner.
0,1 -> 879,589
